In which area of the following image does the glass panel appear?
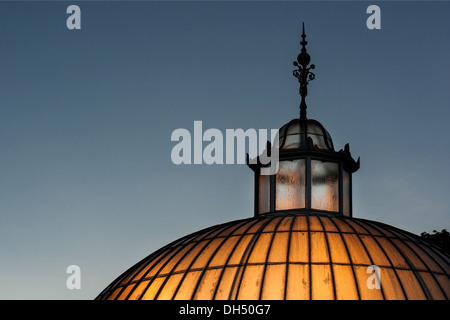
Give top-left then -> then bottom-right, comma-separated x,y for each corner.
228,235 -> 253,265
291,215 -> 308,231
307,123 -> 323,135
209,236 -> 239,267
214,266 -> 238,299
419,272 -> 446,300
141,276 -> 166,300
286,264 -> 309,300
191,238 -> 225,269
308,215 -> 324,231
435,274 -> 450,298
343,170 -> 350,216
391,239 -> 427,271
236,265 -> 264,299
268,232 -> 288,263
278,123 -> 287,142
359,235 -> 390,267
311,264 -> 334,300
378,268 -> 405,300
333,218 -> 354,233
344,220 -> 368,235
277,216 -> 294,232
117,283 -> 136,300
311,160 -> 339,212
262,216 -> 282,232
204,225 -> 230,240
193,268 -> 223,300
289,231 -> 309,263
174,241 -> 208,272
327,233 -> 350,264
158,243 -> 196,276
333,265 -> 358,300
216,221 -> 246,238
247,219 -> 267,233
128,280 -> 150,300
409,242 -> 444,273
247,233 -> 272,264
420,241 -> 449,272
156,274 -> 182,300
108,287 -> 123,300
359,221 -> 384,236
342,233 -> 371,265
317,216 -> 338,232
126,259 -> 156,283
231,220 -> 258,235
286,121 -> 301,134
283,134 -> 301,149
173,271 -> 201,300
276,160 -> 306,210
309,133 -> 327,149
397,270 -> 427,300
261,265 -> 286,300
375,237 -> 409,269
258,174 -> 270,214
310,232 -> 330,263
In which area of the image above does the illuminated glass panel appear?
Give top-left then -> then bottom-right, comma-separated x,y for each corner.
261,265 -> 286,299
311,264 -> 334,299
157,273 -> 182,300
248,233 -> 272,264
311,160 -> 339,212
289,231 -> 309,263
267,232 -> 288,263
237,265 -> 264,299
173,271 -> 201,300
129,280 -> 150,300
333,265 -> 358,300
193,268 -> 223,300
275,159 -> 306,210
378,268 -> 405,300
327,233 -> 351,264
286,264 -> 309,300
397,270 -> 427,300
141,277 -> 165,300
117,283 -> 136,300
214,266 -> 238,299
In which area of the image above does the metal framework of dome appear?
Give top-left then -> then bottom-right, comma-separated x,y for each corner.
96,23 -> 450,300
97,213 -> 449,300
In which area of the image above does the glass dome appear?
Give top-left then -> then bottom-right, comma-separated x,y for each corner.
96,213 -> 450,300
278,118 -> 334,150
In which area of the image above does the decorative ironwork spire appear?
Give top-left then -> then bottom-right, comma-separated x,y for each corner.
293,22 -> 315,120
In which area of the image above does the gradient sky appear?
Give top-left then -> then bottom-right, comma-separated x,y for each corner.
0,1 -> 449,300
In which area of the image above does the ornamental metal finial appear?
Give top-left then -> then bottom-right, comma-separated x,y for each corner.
293,22 -> 315,120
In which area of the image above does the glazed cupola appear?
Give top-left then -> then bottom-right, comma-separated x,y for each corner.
248,23 -> 360,217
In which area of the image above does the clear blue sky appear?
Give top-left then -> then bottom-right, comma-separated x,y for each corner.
0,1 -> 449,299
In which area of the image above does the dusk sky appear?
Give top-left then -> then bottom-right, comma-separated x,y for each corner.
0,1 -> 449,299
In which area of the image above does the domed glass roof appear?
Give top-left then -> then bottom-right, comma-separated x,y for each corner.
96,213 -> 450,300
278,119 -> 334,150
